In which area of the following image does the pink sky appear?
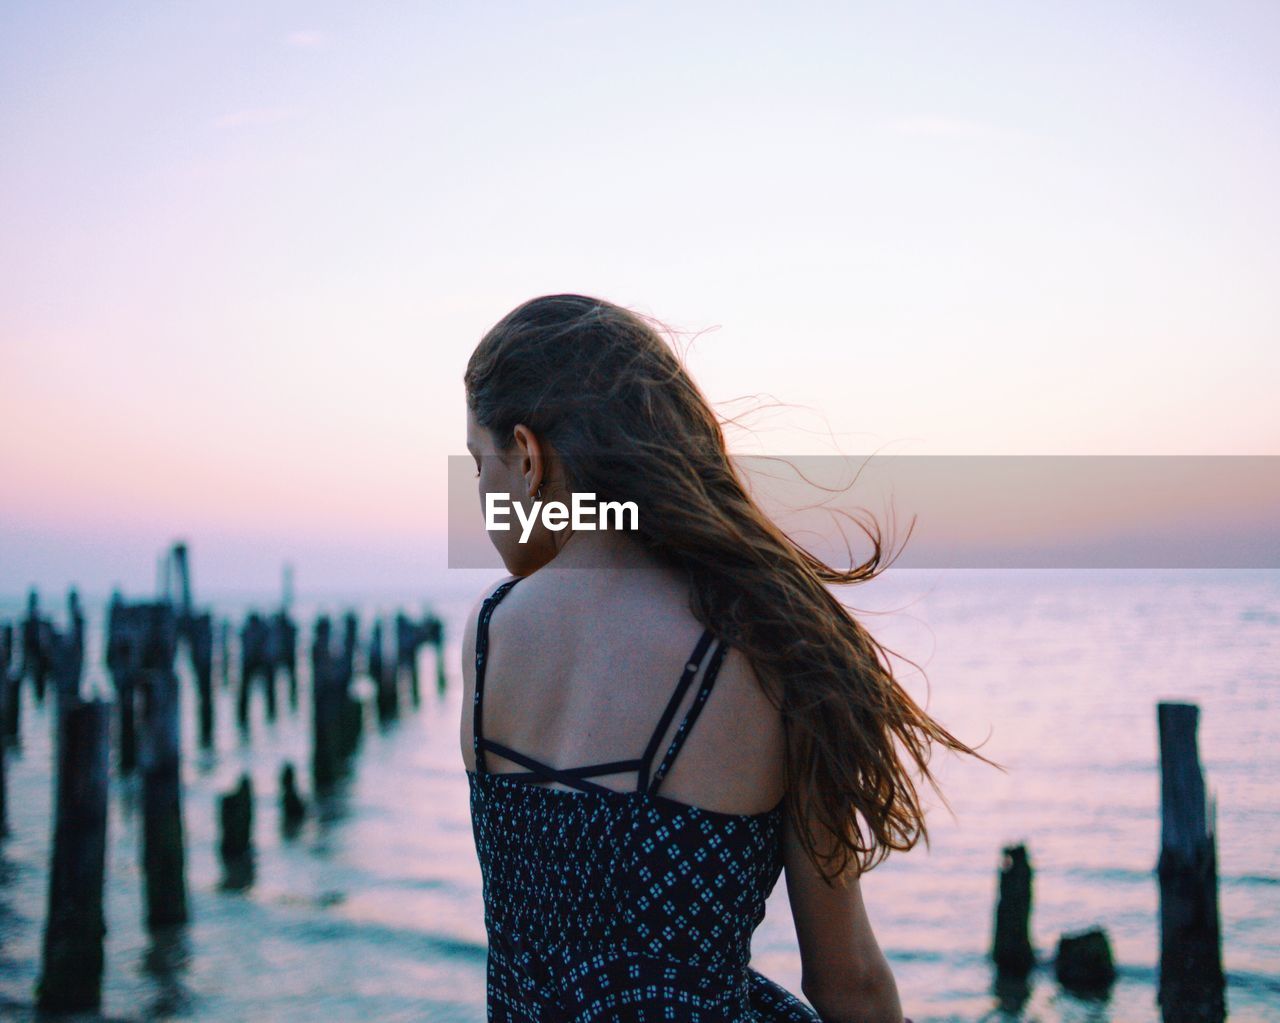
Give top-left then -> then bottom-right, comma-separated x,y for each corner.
3,3 -> 1278,596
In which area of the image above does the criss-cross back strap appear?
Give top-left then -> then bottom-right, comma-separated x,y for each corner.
638,630 -> 728,796
472,577 -> 523,775
473,576 -> 648,794
474,577 -> 729,799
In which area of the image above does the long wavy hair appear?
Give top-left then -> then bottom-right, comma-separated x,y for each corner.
464,294 -> 1001,883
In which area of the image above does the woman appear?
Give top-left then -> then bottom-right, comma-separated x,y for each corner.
460,294 -> 992,1021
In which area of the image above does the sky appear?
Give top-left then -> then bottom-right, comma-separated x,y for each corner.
2,2 -> 1278,599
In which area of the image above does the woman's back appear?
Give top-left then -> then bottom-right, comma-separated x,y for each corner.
463,554 -> 786,815
463,564 -> 819,1021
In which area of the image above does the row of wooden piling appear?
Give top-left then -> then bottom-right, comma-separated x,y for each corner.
990,701 -> 1226,1022
0,583 -> 445,1013
3,584 -> 1228,1020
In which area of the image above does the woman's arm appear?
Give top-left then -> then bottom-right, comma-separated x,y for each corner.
783,806 -> 907,1023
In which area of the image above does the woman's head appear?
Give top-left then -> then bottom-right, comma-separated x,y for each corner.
465,294 -> 729,576
464,294 -> 1000,881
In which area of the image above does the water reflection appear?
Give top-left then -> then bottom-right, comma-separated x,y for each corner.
140,925 -> 193,1018
218,854 -> 255,893
0,575 -> 1276,1020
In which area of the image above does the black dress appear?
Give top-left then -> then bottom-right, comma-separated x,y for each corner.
468,577 -> 822,1021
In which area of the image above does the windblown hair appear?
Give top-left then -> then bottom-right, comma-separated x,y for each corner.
465,294 -> 1001,883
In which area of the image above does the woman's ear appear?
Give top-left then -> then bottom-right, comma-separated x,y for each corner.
511,423 -> 544,500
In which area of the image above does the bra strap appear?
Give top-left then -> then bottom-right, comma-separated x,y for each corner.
472,577 -> 522,774
646,638 -> 729,796
636,628 -> 716,793
478,738 -> 618,796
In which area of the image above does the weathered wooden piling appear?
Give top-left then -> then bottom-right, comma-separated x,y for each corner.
219,617 -> 231,690
395,613 -> 444,706
395,614 -> 417,707
1157,702 -> 1225,1023
0,659 -> 8,837
49,620 -> 84,707
338,612 -> 363,756
22,588 -> 50,701
238,612 -> 281,727
139,604 -> 188,928
272,610 -> 299,710
68,587 -> 84,669
280,762 -> 307,831
37,619 -> 56,702
1055,926 -> 1115,995
992,843 -> 1036,976
218,773 -> 254,864
261,615 -> 279,722
340,612 -> 357,676
35,696 -> 111,1012
1,621 -> 18,743
311,617 -> 343,790
191,613 -> 215,748
370,620 -> 399,724
425,615 -> 446,696
170,541 -> 194,623
106,596 -> 146,773
238,614 -> 261,729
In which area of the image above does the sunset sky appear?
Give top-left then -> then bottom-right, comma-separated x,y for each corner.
2,3 -> 1277,598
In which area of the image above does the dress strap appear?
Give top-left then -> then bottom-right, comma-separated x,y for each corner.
477,739 -> 625,796
472,577 -> 523,774
638,629 -> 726,795
477,736 -> 646,794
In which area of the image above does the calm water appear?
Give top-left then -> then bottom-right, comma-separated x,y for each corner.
0,569 -> 1277,1022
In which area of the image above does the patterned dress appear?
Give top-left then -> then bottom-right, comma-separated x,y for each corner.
468,577 -> 822,1021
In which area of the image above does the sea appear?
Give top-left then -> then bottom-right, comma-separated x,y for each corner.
0,569 -> 1276,1022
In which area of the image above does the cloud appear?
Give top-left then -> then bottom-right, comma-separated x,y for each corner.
215,106 -> 298,129
285,29 -> 329,49
892,117 -> 1001,140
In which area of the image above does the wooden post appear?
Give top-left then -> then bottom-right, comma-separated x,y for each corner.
262,613 -> 278,723
22,588 -> 49,701
280,761 -> 307,832
68,587 -> 84,679
191,613 -> 215,748
219,618 -> 231,690
426,615 -> 445,696
218,774 -> 253,862
139,604 -> 188,928
237,614 -> 256,731
49,621 -> 83,708
1055,926 -> 1115,995
218,773 -> 254,885
0,657 -> 8,837
992,843 -> 1036,976
1157,702 -> 1225,1023
36,696 -> 111,1011
370,619 -> 398,724
263,619 -> 279,722
276,610 -> 299,711
395,613 -> 419,708
170,542 -> 193,625
338,612 -> 362,757
106,598 -> 143,774
1,621 -> 18,744
311,617 -> 341,791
